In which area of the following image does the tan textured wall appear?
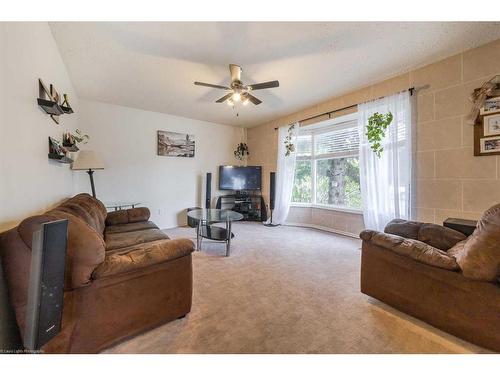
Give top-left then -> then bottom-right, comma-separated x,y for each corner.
247,39 -> 500,234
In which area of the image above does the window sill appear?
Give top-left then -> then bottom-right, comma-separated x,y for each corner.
290,203 -> 363,215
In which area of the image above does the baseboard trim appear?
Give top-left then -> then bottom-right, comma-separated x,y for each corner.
283,222 -> 360,239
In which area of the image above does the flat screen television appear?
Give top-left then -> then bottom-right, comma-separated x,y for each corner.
219,165 -> 262,191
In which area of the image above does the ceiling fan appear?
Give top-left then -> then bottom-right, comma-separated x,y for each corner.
194,64 -> 279,106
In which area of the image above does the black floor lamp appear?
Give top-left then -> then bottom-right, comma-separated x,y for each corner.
71,150 -> 105,198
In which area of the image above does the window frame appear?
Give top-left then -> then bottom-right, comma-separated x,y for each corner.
291,112 -> 362,214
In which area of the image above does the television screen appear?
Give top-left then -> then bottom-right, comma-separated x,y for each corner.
219,166 -> 262,191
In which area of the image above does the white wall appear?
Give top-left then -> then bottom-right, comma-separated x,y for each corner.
0,21 -> 82,351
0,22 -> 81,233
78,99 -> 243,229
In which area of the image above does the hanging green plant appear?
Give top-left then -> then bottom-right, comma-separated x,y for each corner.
284,124 -> 296,156
234,143 -> 249,161
366,112 -> 393,158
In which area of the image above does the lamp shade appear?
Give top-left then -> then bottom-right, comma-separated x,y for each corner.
71,150 -> 105,170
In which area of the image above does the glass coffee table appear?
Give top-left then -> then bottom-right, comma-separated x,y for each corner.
187,209 -> 243,257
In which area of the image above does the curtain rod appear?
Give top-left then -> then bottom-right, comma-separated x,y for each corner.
274,86 -> 415,130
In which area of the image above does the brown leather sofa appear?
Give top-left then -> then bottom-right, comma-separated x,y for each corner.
360,205 -> 500,352
0,193 -> 194,353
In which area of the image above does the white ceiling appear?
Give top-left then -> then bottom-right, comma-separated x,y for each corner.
50,22 -> 500,127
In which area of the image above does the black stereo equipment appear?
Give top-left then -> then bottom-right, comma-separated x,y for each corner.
24,219 -> 68,351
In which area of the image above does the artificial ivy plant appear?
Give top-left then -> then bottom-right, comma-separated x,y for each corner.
365,112 -> 393,158
284,124 -> 296,156
234,142 -> 249,161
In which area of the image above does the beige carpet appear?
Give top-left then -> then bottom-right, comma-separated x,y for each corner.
105,222 -> 487,354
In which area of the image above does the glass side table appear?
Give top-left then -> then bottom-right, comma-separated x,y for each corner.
186,209 -> 243,257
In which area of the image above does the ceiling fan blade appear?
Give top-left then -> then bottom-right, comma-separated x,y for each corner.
247,80 -> 280,91
229,64 -> 242,82
194,81 -> 230,90
215,93 -> 233,103
245,93 -> 262,105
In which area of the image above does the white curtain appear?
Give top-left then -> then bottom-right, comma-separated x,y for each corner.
358,91 -> 414,231
267,122 -> 299,225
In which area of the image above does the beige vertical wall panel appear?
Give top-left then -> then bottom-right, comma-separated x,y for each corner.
416,93 -> 435,123
435,147 -> 497,179
416,151 -> 435,179
410,54 -> 462,92
462,39 -> 500,82
247,38 -> 500,230
371,73 -> 410,98
417,117 -> 462,151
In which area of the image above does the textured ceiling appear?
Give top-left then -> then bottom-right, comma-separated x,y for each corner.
50,22 -> 500,127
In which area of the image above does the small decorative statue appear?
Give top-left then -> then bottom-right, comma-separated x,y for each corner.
366,111 -> 393,158
284,124 -> 296,156
234,142 -> 249,160
63,129 -> 90,152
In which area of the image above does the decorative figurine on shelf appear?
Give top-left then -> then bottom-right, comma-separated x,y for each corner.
48,137 -> 73,163
60,94 -> 74,114
234,142 -> 249,161
63,129 -> 90,152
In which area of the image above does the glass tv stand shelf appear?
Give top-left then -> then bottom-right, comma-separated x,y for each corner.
215,193 -> 267,222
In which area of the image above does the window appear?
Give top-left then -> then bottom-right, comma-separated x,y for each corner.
291,114 -> 362,210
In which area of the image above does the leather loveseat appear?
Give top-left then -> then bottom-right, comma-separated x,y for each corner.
0,193 -> 194,353
360,204 -> 500,352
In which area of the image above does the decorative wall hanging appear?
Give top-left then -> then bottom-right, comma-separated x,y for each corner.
63,129 -> 89,152
37,79 -> 75,124
234,143 -> 249,160
467,75 -> 500,124
157,130 -> 195,157
366,111 -> 393,158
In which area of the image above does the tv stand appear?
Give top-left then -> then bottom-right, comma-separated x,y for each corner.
216,193 -> 267,222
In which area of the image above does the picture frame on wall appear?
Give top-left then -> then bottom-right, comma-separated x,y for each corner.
480,135 -> 500,154
479,96 -> 500,115
483,113 -> 500,136
157,130 -> 195,157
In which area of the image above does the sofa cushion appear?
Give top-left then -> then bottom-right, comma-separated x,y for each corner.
92,238 -> 194,278
105,207 -> 151,226
385,219 -> 466,251
384,219 -> 421,239
452,204 -> 500,281
105,228 -> 169,251
105,221 -> 159,235
360,230 -> 459,271
17,210 -> 105,289
417,223 -> 467,251
56,194 -> 107,235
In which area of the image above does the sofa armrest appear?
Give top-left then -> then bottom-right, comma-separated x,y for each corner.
92,238 -> 194,279
106,207 -> 150,226
384,219 -> 466,251
360,230 -> 459,270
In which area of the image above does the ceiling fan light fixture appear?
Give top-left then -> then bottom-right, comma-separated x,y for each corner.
232,92 -> 241,102
227,98 -> 234,106
242,98 -> 249,106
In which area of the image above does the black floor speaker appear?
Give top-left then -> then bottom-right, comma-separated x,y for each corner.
264,171 -> 279,227
205,172 -> 212,209
269,172 -> 276,210
24,219 -> 68,351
